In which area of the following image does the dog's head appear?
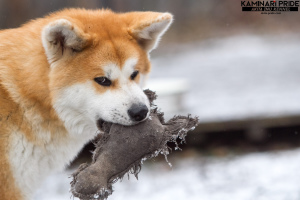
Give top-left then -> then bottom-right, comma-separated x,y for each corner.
42,9 -> 172,133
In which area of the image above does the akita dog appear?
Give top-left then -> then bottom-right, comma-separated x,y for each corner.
0,8 -> 172,200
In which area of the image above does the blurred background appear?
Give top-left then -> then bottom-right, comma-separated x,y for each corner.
1,0 -> 300,199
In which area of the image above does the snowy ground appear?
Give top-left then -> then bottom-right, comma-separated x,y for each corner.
34,35 -> 300,199
35,148 -> 300,200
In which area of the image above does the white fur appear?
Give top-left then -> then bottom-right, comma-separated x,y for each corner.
9,122 -> 93,199
53,57 -> 150,131
139,73 -> 148,88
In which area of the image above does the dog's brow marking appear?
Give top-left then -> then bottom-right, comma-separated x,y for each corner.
106,69 -> 112,79
122,58 -> 138,77
103,58 -> 138,81
103,64 -> 121,81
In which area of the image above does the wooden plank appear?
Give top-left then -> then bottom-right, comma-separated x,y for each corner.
194,114 -> 300,133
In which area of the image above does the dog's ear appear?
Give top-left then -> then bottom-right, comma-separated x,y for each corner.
126,12 -> 173,53
42,19 -> 91,64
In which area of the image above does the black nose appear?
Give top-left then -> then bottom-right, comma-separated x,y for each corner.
128,104 -> 149,122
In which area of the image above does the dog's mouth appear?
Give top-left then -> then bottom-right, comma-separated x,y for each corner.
97,119 -> 106,130
97,118 -> 142,130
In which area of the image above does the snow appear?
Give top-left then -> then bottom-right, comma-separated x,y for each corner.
35,148 -> 300,200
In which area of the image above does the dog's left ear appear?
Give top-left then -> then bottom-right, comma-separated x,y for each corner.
126,12 -> 173,53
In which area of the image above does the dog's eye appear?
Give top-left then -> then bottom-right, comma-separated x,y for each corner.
94,77 -> 112,87
130,70 -> 139,80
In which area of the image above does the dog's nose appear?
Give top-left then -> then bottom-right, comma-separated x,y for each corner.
128,104 -> 149,122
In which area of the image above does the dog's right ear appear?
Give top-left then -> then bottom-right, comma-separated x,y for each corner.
42,19 -> 91,64
125,12 -> 173,53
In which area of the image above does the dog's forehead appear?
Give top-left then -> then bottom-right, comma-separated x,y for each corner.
103,58 -> 137,80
